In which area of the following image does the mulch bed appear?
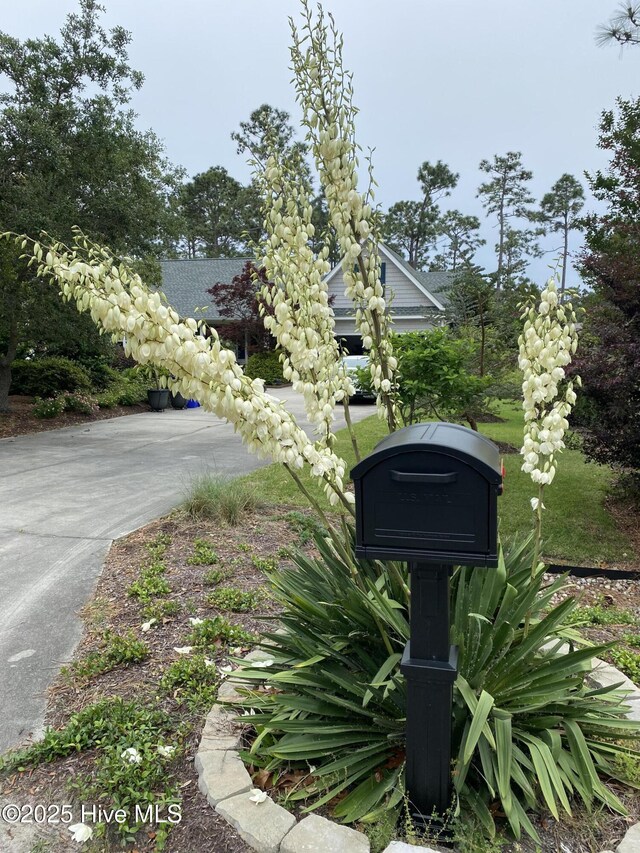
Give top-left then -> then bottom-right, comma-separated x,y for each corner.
0,508 -> 302,852
0,396 -> 148,440
2,502 -> 640,851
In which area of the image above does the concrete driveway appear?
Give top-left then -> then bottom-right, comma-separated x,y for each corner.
0,389 -> 374,754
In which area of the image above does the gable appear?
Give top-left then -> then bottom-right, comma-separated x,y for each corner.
326,244 -> 450,315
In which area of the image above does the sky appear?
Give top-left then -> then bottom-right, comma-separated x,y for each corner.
4,0 -> 640,285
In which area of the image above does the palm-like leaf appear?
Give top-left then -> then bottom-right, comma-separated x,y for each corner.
231,524 -> 640,835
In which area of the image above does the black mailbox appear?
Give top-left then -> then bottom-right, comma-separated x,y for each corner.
351,422 -> 502,567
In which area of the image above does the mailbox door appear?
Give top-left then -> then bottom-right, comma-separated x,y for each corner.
361,451 -> 491,557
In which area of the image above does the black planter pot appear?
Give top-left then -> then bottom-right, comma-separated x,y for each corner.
170,391 -> 187,410
147,388 -> 170,412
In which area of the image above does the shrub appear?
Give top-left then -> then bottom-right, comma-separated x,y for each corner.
244,350 -> 284,385
182,474 -> 260,525
232,526 -> 639,837
63,392 -> 99,415
391,329 -> 490,429
33,395 -> 66,418
95,371 -> 146,408
10,357 -> 92,396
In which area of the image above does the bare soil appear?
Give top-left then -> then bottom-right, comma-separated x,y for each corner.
0,395 -> 148,440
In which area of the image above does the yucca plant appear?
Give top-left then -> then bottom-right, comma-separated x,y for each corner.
451,536 -> 639,839
231,524 -> 640,838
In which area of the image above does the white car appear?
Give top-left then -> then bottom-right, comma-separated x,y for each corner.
341,355 -> 375,402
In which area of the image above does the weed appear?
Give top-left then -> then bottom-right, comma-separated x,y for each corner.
568,595 -> 638,627
203,568 -> 230,586
81,596 -> 115,630
207,586 -> 261,613
614,748 -> 640,785
285,510 -> 326,545
160,655 -> 219,711
277,546 -> 291,559
187,538 -> 218,566
237,542 -> 252,552
623,632 -> 640,648
182,474 -> 260,525
251,555 -> 279,573
610,647 -> 640,683
62,631 -> 148,681
187,616 -> 254,650
363,809 -> 397,853
142,599 -> 181,620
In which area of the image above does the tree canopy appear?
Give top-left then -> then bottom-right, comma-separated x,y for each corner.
574,97 -> 640,483
0,0 -> 180,410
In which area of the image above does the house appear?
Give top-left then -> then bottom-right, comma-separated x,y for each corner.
158,246 -> 452,358
326,244 -> 452,353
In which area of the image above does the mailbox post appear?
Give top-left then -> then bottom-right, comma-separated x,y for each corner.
351,422 -> 502,823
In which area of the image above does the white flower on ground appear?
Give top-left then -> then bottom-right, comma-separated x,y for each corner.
173,646 -> 193,655
141,618 -> 156,632
157,745 -> 175,758
189,617 -> 204,626
249,658 -> 275,669
68,822 -> 93,842
249,789 -> 268,804
121,747 -> 142,764
204,658 -> 216,668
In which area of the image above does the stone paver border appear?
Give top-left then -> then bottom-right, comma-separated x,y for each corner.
195,648 -> 640,853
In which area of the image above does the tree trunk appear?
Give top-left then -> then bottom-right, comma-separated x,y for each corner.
561,216 -> 569,301
496,180 -> 506,293
0,316 -> 18,413
465,412 -> 478,431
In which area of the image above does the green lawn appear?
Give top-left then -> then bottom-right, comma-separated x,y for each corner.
239,402 -> 635,565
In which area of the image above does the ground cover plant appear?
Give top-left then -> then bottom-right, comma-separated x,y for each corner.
0,513 -> 287,851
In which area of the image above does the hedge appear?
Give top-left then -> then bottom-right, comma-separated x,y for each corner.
10,357 -> 92,397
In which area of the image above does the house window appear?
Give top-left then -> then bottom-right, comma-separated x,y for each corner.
353,261 -> 386,283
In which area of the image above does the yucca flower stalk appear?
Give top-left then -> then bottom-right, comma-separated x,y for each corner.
518,278 -> 580,633
254,137 -> 356,454
7,231 -> 355,512
289,1 -> 399,433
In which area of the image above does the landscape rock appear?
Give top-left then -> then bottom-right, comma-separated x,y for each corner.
217,678 -> 246,703
617,822 -> 640,853
195,749 -> 252,805
281,814 -> 370,852
200,704 -> 242,750
216,790 -> 297,853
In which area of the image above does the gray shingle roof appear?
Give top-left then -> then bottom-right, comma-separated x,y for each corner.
158,248 -> 455,323
382,244 -> 455,307
158,258 -> 251,321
